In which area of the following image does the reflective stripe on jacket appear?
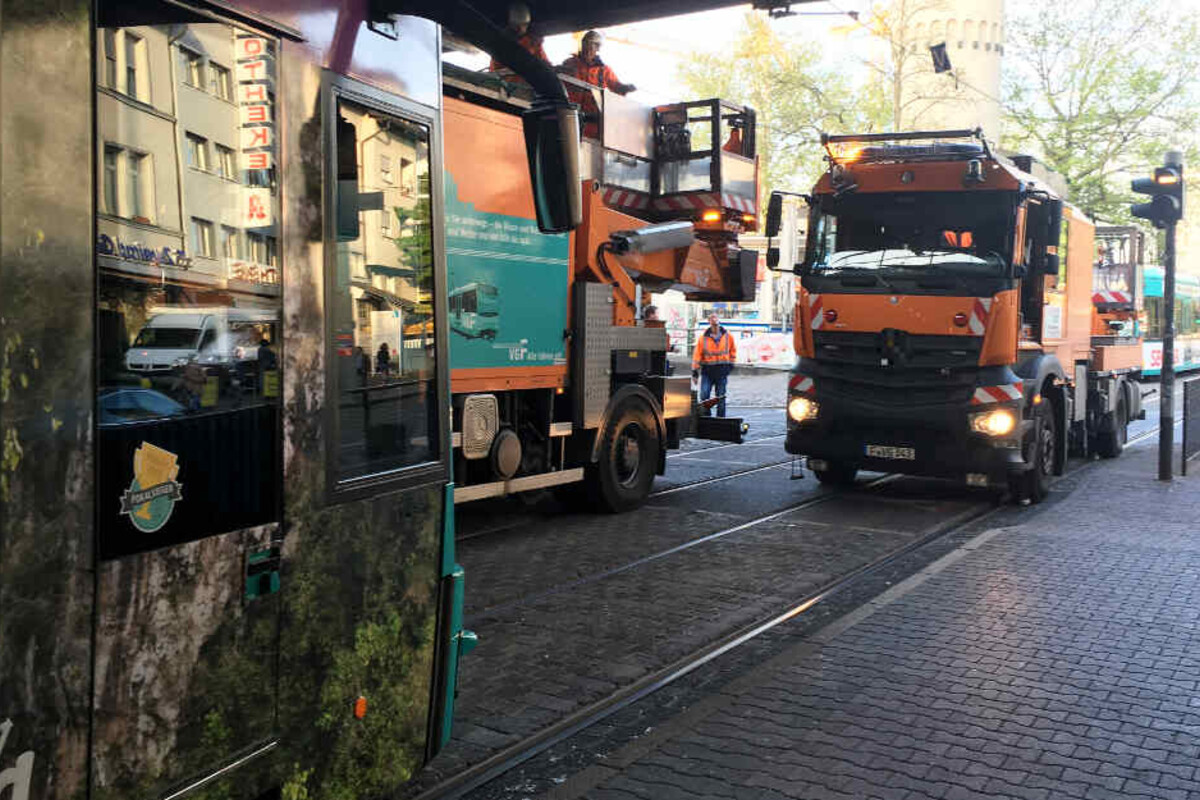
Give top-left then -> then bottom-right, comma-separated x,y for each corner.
692,327 -> 737,368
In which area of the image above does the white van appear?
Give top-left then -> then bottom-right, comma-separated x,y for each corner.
125,308 -> 277,373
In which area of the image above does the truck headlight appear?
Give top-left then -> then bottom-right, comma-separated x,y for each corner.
970,407 -> 1017,437
788,396 -> 819,422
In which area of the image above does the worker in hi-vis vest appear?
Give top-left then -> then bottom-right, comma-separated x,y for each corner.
692,313 -> 737,417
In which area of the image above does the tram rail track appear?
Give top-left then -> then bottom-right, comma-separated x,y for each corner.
421,477 -> 1006,800
456,440 -> 790,543
463,473 -> 898,622
429,421 -> 1173,800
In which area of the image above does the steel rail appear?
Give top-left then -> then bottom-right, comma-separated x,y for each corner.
419,478 -> 1005,800
464,474 -> 898,622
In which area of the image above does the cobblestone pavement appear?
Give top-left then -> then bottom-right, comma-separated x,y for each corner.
402,367 -> 1005,796
405,373 -> 1177,798
496,436 -> 1200,800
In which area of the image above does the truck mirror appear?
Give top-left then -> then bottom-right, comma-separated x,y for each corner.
767,246 -> 780,269
336,114 -> 360,241
1047,198 -> 1063,238
1045,253 -> 1060,275
765,192 -> 783,238
522,101 -> 583,233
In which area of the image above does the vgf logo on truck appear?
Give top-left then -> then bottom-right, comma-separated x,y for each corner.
0,718 -> 35,800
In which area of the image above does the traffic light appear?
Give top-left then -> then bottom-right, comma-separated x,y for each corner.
1131,160 -> 1184,229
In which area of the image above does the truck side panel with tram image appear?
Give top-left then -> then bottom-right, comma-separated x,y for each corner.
769,130 -> 1144,503
443,75 -> 761,510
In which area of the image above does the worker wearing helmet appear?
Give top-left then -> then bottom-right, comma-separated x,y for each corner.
488,2 -> 548,72
560,30 -> 635,94
692,313 -> 737,417
559,31 -> 634,138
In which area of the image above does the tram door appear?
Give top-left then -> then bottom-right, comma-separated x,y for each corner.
89,4 -> 453,797
91,12 -> 284,798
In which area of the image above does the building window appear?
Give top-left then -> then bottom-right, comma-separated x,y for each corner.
380,155 -> 393,185
222,226 -> 240,259
124,33 -> 143,100
186,133 -> 209,171
191,217 -> 214,258
128,154 -> 146,220
215,144 -> 236,179
210,63 -> 232,100
381,209 -> 392,236
180,48 -> 204,88
400,158 -> 415,196
103,146 -> 120,215
247,233 -> 278,265
104,30 -> 118,89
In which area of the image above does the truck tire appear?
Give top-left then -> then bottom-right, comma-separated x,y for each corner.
1011,402 -> 1055,504
1095,395 -> 1128,459
811,460 -> 857,487
589,396 -> 660,512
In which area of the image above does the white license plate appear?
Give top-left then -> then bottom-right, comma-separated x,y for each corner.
864,444 -> 916,460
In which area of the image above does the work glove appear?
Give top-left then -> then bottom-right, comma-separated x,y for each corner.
692,369 -> 700,379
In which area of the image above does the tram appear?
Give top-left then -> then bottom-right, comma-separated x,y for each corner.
0,1 -> 643,798
448,282 -> 501,340
1141,266 -> 1200,376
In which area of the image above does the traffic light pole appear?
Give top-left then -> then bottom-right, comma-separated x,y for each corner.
1159,219 -> 1177,480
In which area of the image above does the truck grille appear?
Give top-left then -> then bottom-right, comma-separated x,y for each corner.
811,331 -> 982,408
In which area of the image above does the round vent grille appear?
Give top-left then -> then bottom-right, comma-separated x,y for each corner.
462,394 -> 499,460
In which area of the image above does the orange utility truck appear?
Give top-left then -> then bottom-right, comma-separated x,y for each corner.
442,67 -> 759,509
767,130 -> 1143,503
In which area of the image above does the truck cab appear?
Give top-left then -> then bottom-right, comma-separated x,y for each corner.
770,130 -> 1142,502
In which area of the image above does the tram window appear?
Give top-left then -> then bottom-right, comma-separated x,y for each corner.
95,19 -> 282,557
331,99 -> 439,483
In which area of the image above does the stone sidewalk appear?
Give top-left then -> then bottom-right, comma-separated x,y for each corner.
551,438 -> 1200,800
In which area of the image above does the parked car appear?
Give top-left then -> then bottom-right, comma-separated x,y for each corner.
98,388 -> 186,425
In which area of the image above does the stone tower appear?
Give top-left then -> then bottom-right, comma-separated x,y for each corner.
901,0 -> 1004,141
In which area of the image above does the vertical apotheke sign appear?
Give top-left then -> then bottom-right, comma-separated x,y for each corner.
236,34 -> 275,228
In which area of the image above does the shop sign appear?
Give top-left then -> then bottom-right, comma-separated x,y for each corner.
97,233 -> 189,268
237,33 -> 275,225
228,258 -> 279,285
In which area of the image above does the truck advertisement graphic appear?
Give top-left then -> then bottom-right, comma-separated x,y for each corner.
444,172 -> 569,369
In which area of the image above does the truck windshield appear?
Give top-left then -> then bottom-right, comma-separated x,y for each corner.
808,191 -> 1015,277
132,327 -> 201,348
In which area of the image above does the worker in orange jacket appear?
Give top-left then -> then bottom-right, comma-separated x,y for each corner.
559,30 -> 635,138
488,3 -> 548,74
692,313 -> 737,417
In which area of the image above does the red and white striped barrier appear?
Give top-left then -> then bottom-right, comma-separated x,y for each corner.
970,381 -> 1024,405
789,374 -> 815,395
600,186 -> 650,212
967,297 -> 993,335
808,293 -> 824,330
650,192 -> 756,214
1092,290 -> 1131,305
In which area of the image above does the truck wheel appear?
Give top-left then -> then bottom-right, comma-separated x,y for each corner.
589,397 -> 660,512
1011,402 -> 1056,505
1095,396 -> 1128,459
812,460 -> 858,487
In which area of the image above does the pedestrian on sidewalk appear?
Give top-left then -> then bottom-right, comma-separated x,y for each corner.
692,312 -> 736,417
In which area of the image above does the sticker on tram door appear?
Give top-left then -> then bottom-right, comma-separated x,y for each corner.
119,442 -> 183,533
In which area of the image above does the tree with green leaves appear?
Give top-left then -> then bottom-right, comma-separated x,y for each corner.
1002,0 -> 1200,223
676,12 -> 887,208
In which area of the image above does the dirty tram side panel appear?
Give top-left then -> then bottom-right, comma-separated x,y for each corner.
1,2 -> 462,799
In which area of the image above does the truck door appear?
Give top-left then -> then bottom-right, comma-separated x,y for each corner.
92,10 -> 283,798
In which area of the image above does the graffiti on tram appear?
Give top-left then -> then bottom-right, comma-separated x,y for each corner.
0,719 -> 34,800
